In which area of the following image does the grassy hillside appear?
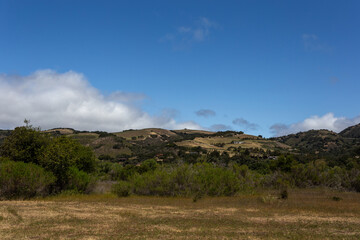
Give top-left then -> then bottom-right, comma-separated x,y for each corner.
38,128 -> 291,163
176,135 -> 289,155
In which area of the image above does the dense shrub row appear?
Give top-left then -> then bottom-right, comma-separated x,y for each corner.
263,160 -> 360,191
112,163 -> 247,197
111,160 -> 360,197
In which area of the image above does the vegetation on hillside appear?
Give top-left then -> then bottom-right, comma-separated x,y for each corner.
340,123 -> 360,138
1,122 -> 360,200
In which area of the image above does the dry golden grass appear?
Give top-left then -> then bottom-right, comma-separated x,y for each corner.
175,139 -> 223,151
1,189 -> 360,239
44,128 -> 75,135
116,128 -> 177,140
176,136 -> 290,154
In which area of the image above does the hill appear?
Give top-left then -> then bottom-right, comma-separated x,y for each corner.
274,128 -> 360,162
339,124 -> 360,138
3,123 -> 360,165
37,128 -> 291,164
275,129 -> 344,153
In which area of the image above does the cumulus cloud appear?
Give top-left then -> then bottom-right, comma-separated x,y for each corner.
232,118 -> 259,131
302,34 -> 332,53
160,17 -> 218,48
195,109 -> 216,118
210,124 -> 232,132
270,113 -> 360,137
0,70 -> 202,131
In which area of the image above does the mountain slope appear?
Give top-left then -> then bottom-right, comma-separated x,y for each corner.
339,124 -> 360,138
275,129 -> 346,153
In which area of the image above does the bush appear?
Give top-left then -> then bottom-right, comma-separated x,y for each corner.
231,164 -> 260,192
0,126 -> 49,165
116,163 -> 243,197
112,144 -> 123,149
0,160 -> 56,199
39,136 -> 96,190
98,154 -> 114,161
280,189 -> 288,199
112,181 -> 132,197
332,196 -> 342,201
67,167 -> 95,193
138,159 -> 158,174
132,169 -> 172,196
352,175 -> 360,192
193,163 -> 241,196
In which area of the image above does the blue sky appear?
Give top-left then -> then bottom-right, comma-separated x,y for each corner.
1,0 -> 359,137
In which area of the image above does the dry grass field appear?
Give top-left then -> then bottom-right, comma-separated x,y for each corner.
116,128 -> 178,140
176,136 -> 290,154
1,189 -> 360,239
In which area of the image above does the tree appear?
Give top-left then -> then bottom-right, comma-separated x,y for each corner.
39,136 -> 96,189
0,126 -> 49,165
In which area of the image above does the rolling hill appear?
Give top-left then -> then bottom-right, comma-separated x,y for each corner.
38,128 -> 291,162
2,123 -> 360,164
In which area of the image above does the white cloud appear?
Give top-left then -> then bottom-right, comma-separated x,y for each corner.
178,27 -> 191,33
270,113 -> 360,136
0,70 -> 202,132
302,34 -> 332,53
179,17 -> 218,42
161,17 -> 218,48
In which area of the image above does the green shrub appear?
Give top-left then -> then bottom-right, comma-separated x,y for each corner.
0,160 -> 56,199
0,126 -> 49,165
118,163 -> 243,197
352,175 -> 360,192
280,189 -> 288,199
193,163 -> 240,196
39,136 -> 96,190
132,170 -> 172,196
231,163 -> 260,192
112,181 -> 132,197
138,159 -> 158,174
168,164 -> 195,196
332,196 -> 342,201
97,161 -> 114,176
67,167 -> 95,193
